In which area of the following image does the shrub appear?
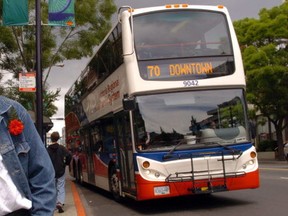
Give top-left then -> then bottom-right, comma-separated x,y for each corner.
257,140 -> 278,152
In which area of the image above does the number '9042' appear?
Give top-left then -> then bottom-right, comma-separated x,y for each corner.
183,80 -> 198,87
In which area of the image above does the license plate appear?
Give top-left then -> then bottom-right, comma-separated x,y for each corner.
154,186 -> 170,195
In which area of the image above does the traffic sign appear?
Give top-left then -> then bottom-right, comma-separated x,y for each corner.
19,72 -> 36,92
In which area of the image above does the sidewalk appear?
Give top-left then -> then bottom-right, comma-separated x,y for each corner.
54,168 -> 85,216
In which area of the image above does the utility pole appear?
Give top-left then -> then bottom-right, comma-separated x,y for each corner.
35,0 -> 44,141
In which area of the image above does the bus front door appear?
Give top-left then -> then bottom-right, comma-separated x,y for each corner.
115,112 -> 136,195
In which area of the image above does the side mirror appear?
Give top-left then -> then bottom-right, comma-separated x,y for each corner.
122,96 -> 136,111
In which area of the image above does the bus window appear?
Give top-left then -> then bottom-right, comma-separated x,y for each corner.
103,124 -> 115,152
133,89 -> 248,151
134,10 -> 232,60
90,124 -> 103,153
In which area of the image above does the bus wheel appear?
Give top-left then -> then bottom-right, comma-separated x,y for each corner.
109,165 -> 120,200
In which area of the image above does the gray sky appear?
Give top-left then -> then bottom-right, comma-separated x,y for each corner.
46,0 -> 283,134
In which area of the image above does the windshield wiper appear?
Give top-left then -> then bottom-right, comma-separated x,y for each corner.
163,139 -> 186,160
203,141 -> 243,159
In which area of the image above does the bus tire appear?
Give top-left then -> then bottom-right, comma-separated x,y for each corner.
109,165 -> 120,200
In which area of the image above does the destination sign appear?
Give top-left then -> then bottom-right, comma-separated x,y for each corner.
147,62 -> 213,78
138,57 -> 234,81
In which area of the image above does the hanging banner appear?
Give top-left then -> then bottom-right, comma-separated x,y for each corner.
2,0 -> 29,26
48,0 -> 75,27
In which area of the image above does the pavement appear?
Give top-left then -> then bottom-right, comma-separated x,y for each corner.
53,168 -> 85,216
53,180 -> 77,216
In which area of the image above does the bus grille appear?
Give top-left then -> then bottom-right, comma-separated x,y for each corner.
165,151 -> 246,194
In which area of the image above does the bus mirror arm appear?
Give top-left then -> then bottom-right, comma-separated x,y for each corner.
123,96 -> 136,111
118,5 -> 135,56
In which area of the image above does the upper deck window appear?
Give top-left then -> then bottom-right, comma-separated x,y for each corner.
134,10 -> 232,60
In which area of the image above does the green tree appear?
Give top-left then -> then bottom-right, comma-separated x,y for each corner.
234,2 -> 288,160
3,79 -> 60,117
0,0 -> 117,115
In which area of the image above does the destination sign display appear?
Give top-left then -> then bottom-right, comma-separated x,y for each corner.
138,57 -> 234,81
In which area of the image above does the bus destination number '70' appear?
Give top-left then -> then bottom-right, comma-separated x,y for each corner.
147,65 -> 161,77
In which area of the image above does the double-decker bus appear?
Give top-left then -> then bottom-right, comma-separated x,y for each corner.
65,4 -> 259,201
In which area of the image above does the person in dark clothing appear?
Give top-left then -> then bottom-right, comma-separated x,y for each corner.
47,131 -> 72,213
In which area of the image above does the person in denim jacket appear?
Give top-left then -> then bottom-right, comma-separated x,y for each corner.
0,96 -> 56,215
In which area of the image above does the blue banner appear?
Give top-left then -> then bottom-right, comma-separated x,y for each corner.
48,0 -> 75,27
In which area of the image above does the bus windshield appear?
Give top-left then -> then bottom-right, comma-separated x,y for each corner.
133,89 -> 248,151
134,10 -> 232,60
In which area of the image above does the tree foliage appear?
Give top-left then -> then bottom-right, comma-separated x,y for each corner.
2,80 -> 60,117
0,0 -> 117,116
233,2 -> 288,159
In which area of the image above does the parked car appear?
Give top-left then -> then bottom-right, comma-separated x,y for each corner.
284,143 -> 288,160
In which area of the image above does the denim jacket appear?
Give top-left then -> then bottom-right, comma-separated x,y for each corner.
0,96 -> 56,215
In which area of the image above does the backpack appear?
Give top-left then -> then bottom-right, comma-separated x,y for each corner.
47,144 -> 71,178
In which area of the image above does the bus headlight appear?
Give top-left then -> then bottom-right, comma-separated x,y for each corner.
242,159 -> 255,169
154,172 -> 160,178
145,170 -> 151,175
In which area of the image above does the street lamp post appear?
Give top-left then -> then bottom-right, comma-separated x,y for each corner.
35,0 -> 43,141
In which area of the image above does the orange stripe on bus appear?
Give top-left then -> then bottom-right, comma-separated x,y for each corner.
70,181 -> 87,216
